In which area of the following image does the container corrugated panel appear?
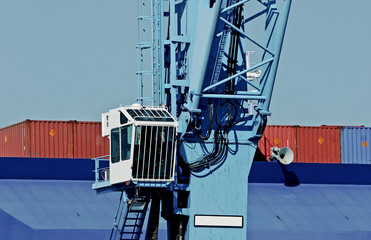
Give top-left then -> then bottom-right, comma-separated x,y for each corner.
296,126 -> 341,163
29,121 -> 74,158
258,125 -> 297,161
73,121 -> 109,159
341,127 -> 371,164
0,120 -> 109,158
0,120 -> 29,157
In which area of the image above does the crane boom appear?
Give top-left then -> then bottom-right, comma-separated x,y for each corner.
93,0 -> 292,239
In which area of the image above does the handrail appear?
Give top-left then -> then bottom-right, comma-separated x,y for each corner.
92,155 -> 110,188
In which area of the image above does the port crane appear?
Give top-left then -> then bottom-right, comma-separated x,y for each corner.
93,0 -> 292,239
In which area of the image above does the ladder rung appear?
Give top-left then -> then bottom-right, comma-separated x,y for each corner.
136,98 -> 154,103
136,46 -> 152,50
128,207 -> 146,211
136,42 -> 153,49
136,71 -> 153,75
125,220 -> 144,223
126,218 -> 143,225
138,15 -> 153,20
136,97 -> 153,100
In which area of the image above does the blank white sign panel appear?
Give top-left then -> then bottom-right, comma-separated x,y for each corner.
194,215 -> 243,228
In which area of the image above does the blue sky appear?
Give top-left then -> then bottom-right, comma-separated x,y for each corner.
1,0 -> 370,128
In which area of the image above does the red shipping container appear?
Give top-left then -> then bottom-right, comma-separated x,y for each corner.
73,121 -> 109,159
258,125 -> 298,161
296,126 -> 341,163
28,120 -> 74,158
0,121 -> 29,157
0,120 -> 108,159
258,125 -> 342,163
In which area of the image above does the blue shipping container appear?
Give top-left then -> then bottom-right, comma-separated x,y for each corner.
341,127 -> 371,164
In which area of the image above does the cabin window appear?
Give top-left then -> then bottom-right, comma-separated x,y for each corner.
132,125 -> 176,180
111,128 -> 120,163
126,109 -> 174,122
121,125 -> 132,160
120,111 -> 128,124
111,125 -> 133,163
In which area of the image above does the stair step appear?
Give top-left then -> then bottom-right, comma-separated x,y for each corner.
123,224 -> 140,227
117,198 -> 149,240
125,217 -> 140,219
128,209 -> 146,212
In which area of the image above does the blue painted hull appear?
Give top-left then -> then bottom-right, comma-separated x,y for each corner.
3,158 -> 371,239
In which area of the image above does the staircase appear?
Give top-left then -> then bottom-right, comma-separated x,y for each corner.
137,0 -> 155,106
120,198 -> 149,240
110,194 -> 150,240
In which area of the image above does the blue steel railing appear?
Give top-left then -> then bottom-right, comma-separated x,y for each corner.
92,155 -> 110,190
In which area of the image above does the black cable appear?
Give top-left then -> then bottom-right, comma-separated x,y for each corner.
188,126 -> 227,171
215,100 -> 227,129
198,103 -> 213,141
228,99 -> 246,130
191,135 -> 228,172
188,129 -> 220,171
224,100 -> 238,134
187,0 -> 246,173
188,99 -> 248,172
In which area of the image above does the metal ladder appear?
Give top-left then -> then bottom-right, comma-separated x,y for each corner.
110,193 -> 149,240
209,0 -> 236,87
137,0 -> 155,106
120,198 -> 149,240
137,0 -> 163,106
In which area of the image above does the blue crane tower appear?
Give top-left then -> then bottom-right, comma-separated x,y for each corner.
92,0 -> 292,239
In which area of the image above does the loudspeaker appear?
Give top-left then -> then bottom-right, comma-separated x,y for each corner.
278,147 -> 294,165
270,147 -> 294,165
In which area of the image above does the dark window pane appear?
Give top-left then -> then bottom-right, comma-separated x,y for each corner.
138,109 -> 148,116
162,111 -> 171,117
121,125 -> 132,160
154,126 -> 164,178
120,111 -> 128,124
111,128 -> 120,163
152,110 -> 161,117
166,127 -> 175,178
132,126 -> 141,178
142,109 -> 151,116
147,110 -> 155,117
125,108 -> 174,122
127,109 -> 137,118
157,110 -> 166,117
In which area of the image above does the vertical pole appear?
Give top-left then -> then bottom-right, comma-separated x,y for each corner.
94,158 -> 99,187
169,0 -> 177,117
151,0 -> 155,106
142,126 -> 148,179
136,127 -> 141,178
159,0 -> 165,105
